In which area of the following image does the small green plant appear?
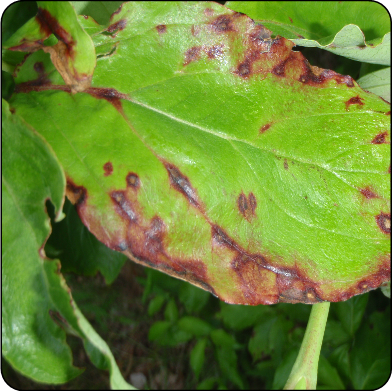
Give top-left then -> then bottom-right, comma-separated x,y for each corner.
2,1 -> 390,389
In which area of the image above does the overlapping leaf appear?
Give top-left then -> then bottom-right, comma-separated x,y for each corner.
226,1 -> 390,65
6,1 -> 390,305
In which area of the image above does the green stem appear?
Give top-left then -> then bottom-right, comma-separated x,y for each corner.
284,301 -> 330,390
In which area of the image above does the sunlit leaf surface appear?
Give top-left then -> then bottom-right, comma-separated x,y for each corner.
7,1 -> 390,305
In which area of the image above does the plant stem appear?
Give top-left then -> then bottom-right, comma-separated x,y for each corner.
284,301 -> 330,390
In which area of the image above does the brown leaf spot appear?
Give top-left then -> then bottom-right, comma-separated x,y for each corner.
37,8 -> 72,45
289,16 -> 293,23
103,162 -> 113,176
371,131 -> 389,144
107,19 -> 126,33
204,8 -> 214,16
210,15 -> 235,33
345,95 -> 364,110
236,61 -> 252,78
376,213 -> 391,234
237,192 -> 257,220
86,87 -> 127,111
284,160 -> 289,170
156,24 -> 167,34
237,192 -> 248,215
260,123 -> 272,133
163,162 -> 200,208
207,45 -> 224,59
385,111 -> 391,115
126,173 -> 140,188
184,46 -> 202,66
66,179 -> 87,205
360,187 -> 378,199
249,193 -> 257,215
110,190 -> 137,222
211,225 -> 234,247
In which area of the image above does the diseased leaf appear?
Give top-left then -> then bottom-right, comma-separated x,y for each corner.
226,1 -> 390,65
7,1 -> 390,305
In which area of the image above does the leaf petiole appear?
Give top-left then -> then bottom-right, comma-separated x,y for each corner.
284,301 -> 330,390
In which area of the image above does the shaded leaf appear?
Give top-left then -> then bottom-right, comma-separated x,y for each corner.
350,309 -> 391,390
8,1 -> 390,305
147,294 -> 167,316
164,298 -> 179,323
71,1 -> 124,26
178,281 -> 211,313
317,354 -> 345,390
190,337 -> 208,379
46,197 -> 126,284
226,1 -> 390,65
333,294 -> 368,337
177,316 -> 213,337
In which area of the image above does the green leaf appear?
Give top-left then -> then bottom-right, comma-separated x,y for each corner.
45,197 -> 126,284
317,354 -> 345,390
1,99 -> 80,383
219,302 -> 273,331
215,346 -> 245,389
211,329 -> 238,349
226,1 -> 390,65
333,293 -> 368,337
2,98 -> 133,389
272,349 -> 298,389
381,282 -> 390,298
350,309 -> 391,390
147,294 -> 167,316
190,337 -> 208,379
148,320 -> 172,342
178,281 -> 211,313
177,316 -> 213,337
71,1 -> 124,25
357,67 -> 391,102
8,1 -> 391,305
164,298 -> 179,323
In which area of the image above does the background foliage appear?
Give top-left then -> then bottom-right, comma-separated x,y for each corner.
2,1 -> 390,390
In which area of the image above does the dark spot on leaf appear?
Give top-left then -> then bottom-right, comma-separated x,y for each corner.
249,193 -> 257,215
126,173 -> 140,188
211,225 -> 234,247
376,213 -> 390,234
110,190 -> 137,222
103,162 -> 113,176
184,46 -> 202,66
145,216 -> 165,255
284,160 -> 289,170
163,162 -> 200,208
272,61 -> 287,77
360,187 -> 378,199
82,15 -> 88,19
345,95 -> 364,110
260,123 -> 272,133
204,8 -> 214,16
237,192 -> 248,215
236,61 -> 252,77
385,111 -> 390,115
66,179 -> 87,206
33,62 -> 45,75
371,131 -> 388,144
107,19 -> 126,33
207,45 -> 223,59
289,16 -> 293,23
156,24 -> 167,34
37,8 -> 74,49
49,310 -> 68,328
86,87 -> 127,111
210,15 -> 234,33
